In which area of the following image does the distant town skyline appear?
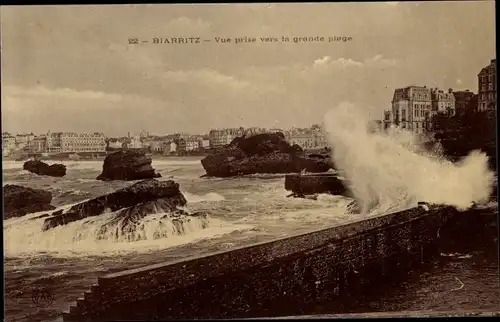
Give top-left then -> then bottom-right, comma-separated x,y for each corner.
1,2 -> 496,136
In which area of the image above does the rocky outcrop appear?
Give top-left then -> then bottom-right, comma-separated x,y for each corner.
23,160 -> 66,177
96,150 -> 161,181
41,179 -> 186,231
4,185 -> 56,219
200,133 -> 334,177
285,173 -> 351,196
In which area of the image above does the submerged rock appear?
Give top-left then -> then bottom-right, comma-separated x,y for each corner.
96,150 -> 162,181
4,185 -> 56,219
201,133 -> 334,177
23,160 -> 66,177
42,179 -> 185,231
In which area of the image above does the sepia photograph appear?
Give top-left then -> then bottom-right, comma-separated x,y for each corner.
1,2 -> 498,322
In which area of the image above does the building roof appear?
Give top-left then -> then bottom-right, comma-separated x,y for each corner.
478,59 -> 496,76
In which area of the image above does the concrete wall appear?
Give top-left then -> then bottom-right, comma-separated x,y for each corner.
63,204 -> 459,322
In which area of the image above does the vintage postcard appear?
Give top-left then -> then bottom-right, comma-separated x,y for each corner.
1,2 -> 498,322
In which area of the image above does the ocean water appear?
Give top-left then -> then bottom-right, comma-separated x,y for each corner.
3,158 -> 360,322
3,104 -> 498,321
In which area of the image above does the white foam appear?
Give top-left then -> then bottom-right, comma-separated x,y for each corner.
323,102 -> 495,215
3,203 -> 249,258
183,191 -> 226,203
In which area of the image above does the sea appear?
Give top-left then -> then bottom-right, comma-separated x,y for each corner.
3,158 -> 499,322
3,104 -> 499,321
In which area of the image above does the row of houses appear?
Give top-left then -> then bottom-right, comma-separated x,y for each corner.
2,131 -> 107,156
107,134 -> 211,155
382,58 -> 496,134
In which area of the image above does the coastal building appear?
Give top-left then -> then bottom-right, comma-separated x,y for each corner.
127,136 -> 143,149
209,128 -> 245,148
431,88 -> 456,117
185,138 -> 200,151
107,139 -> 124,149
46,131 -> 63,153
383,110 -> 393,130
59,132 -> 106,153
453,90 -> 475,116
30,135 -> 47,153
198,137 -> 210,149
244,127 -> 268,137
176,138 -> 187,153
15,133 -> 35,149
478,58 -> 496,111
284,126 -> 329,149
2,133 -> 17,156
149,141 -> 164,153
163,141 -> 177,155
390,86 -> 433,133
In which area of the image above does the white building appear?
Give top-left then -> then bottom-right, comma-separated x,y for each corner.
15,133 -> 35,149
284,126 -> 329,149
2,133 -> 17,156
199,138 -> 210,149
186,139 -> 200,151
108,139 -> 124,149
149,141 -> 163,153
128,136 -> 143,149
163,141 -> 177,155
30,135 -> 47,153
209,128 -> 245,148
60,132 -> 106,153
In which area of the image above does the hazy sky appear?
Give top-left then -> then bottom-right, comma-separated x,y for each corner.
1,2 -> 496,136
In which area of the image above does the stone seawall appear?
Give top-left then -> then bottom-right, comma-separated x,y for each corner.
63,204 -> 459,322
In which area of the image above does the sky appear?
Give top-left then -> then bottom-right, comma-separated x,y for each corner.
1,2 -> 496,137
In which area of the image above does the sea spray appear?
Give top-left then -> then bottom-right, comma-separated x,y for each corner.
3,205 -> 242,257
323,102 -> 494,215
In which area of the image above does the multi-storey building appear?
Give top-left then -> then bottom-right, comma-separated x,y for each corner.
284,126 -> 329,149
198,137 -> 210,149
390,86 -> 433,133
129,136 -> 144,149
46,131 -> 63,153
209,128 -> 245,148
383,110 -> 393,130
453,89 -> 475,115
107,139 -> 124,149
2,133 -> 17,156
46,132 -> 106,153
478,58 -> 496,111
60,132 -> 106,153
30,135 -> 47,153
185,138 -> 200,151
431,88 -> 456,116
163,141 -> 177,155
15,133 -> 35,149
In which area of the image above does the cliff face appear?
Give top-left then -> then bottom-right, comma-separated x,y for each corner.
200,133 -> 334,177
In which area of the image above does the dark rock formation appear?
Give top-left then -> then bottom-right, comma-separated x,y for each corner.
4,185 -> 56,219
23,160 -> 66,177
284,173 -> 351,196
42,179 -> 186,231
96,150 -> 162,181
200,133 -> 334,177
